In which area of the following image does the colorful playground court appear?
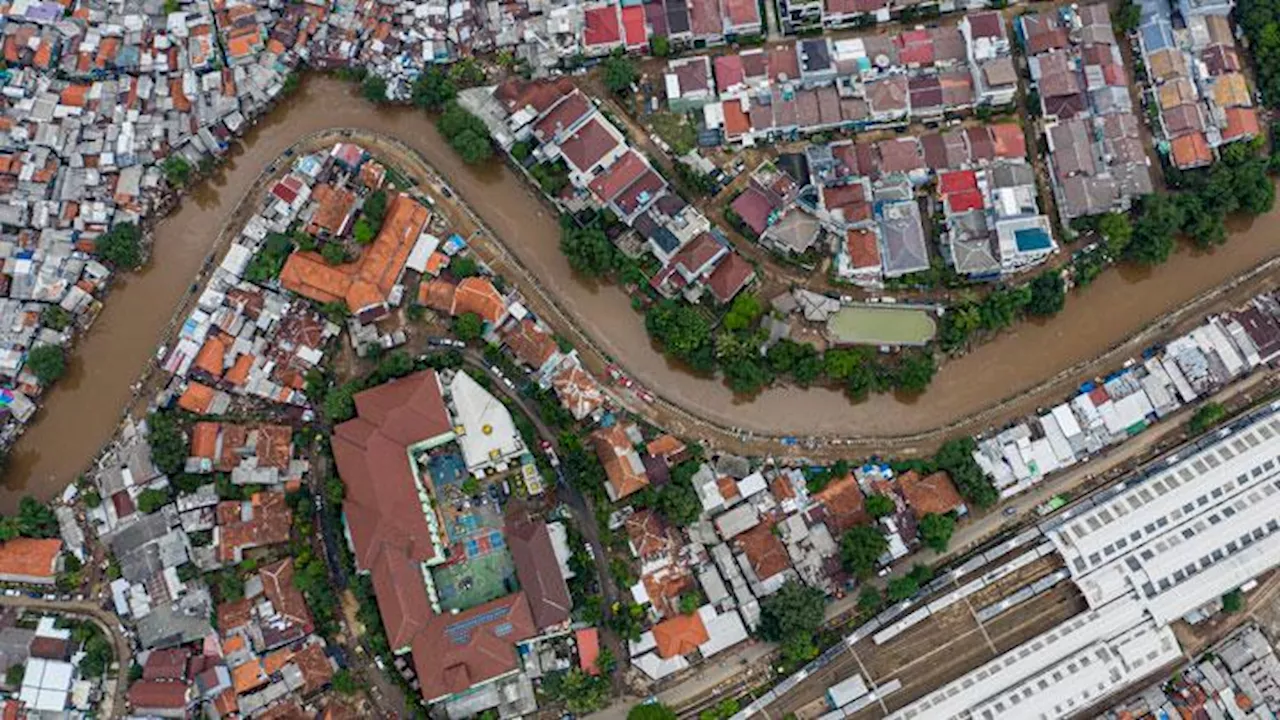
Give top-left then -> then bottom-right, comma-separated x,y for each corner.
426,451 -> 519,612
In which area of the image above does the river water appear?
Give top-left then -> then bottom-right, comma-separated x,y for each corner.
4,74 -> 1277,507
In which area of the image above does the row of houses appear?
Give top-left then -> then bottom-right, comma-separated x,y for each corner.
468,78 -> 757,305
728,118 -> 1053,283
1133,0 -> 1261,169
974,290 -> 1280,498
1019,5 -> 1157,221
665,13 -> 1017,147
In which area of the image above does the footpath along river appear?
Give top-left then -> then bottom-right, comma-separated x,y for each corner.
3,74 -> 1278,507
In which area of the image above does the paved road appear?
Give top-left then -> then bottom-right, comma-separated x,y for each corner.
0,597 -> 133,717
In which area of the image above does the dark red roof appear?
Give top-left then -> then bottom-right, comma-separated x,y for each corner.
730,187 -> 776,235
559,117 -> 621,173
333,370 -> 453,570
706,252 -> 755,304
507,521 -> 572,631
584,5 -> 622,46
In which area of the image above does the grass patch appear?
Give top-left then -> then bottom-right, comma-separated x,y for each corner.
650,112 -> 698,155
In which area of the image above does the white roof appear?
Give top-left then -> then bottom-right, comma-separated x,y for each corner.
449,371 -> 523,472
1048,411 -> 1280,623
737,471 -> 767,498
405,233 -> 440,273
714,503 -> 760,540
696,605 -> 749,657
632,651 -> 689,680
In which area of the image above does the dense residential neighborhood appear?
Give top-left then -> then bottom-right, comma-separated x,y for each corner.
0,0 -> 1272,715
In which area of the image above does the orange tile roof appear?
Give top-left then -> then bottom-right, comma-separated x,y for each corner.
418,278 -> 456,312
194,334 -> 228,378
645,434 -> 686,461
576,628 -> 600,675
262,648 -> 294,677
592,424 -> 649,500
1223,107 -> 1261,142
735,522 -> 791,581
424,251 -> 449,276
232,660 -> 266,695
179,382 -> 216,414
59,84 -> 88,107
652,612 -> 709,658
224,354 -> 254,386
897,470 -> 964,516
221,633 -> 248,656
306,184 -> 357,236
281,193 -> 428,314
722,99 -> 750,138
814,473 -> 869,533
1170,132 -> 1213,169
451,277 -> 506,325
190,421 -> 220,460
0,538 -> 61,580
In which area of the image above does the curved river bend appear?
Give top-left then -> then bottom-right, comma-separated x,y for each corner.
5,75 -> 1279,507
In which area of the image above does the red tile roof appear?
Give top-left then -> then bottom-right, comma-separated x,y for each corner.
990,123 -> 1027,159
128,680 -> 189,710
938,169 -> 978,195
584,4 -> 622,47
735,522 -> 791,581
622,5 -> 649,47
845,228 -> 880,270
332,370 -> 453,570
730,187 -> 776,235
706,252 -> 754,304
559,118 -> 622,174
532,91 -> 592,142
577,628 -> 601,674
897,470 -> 965,516
714,55 -> 746,95
813,474 -> 868,533
501,318 -> 559,369
589,150 -> 649,204
411,592 -> 536,702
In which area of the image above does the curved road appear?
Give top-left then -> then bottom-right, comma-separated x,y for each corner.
8,73 -> 1280,501
0,597 -> 132,716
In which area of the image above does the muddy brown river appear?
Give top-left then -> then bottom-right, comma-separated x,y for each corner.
3,74 -> 1277,507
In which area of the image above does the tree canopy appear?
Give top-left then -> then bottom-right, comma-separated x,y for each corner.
437,101 -> 493,165
94,223 -> 144,269
646,300 -> 716,374
560,220 -> 615,277
758,580 -> 827,665
601,55 -> 638,94
147,410 -> 187,476
865,494 -> 895,519
918,512 -> 956,553
411,66 -> 457,111
453,312 -> 485,342
629,703 -> 678,720
25,345 -> 65,385
840,525 -> 888,579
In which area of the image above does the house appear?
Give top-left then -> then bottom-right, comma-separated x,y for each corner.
666,56 -> 716,111
279,193 -> 430,319
593,424 -> 650,501
0,538 -> 61,584
507,521 -> 573,631
876,199 -> 929,278
896,470 -> 967,518
652,612 -> 710,658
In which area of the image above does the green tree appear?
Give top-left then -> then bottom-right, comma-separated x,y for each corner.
758,581 -> 826,665
25,345 -> 66,385
453,312 -> 485,342
1097,211 -> 1133,258
560,221 -> 615,277
437,102 -> 493,165
840,525 -> 888,579
887,575 -> 919,602
1222,588 -> 1244,613
1189,402 -> 1227,435
363,190 -> 389,227
16,497 -> 57,539
1112,0 -> 1142,32
82,489 -> 102,509
93,223 -> 144,269
630,703 -> 679,720
546,669 -> 610,714
857,585 -> 883,615
77,629 -> 113,678
163,155 -> 192,186
147,410 -> 187,476
1026,272 -> 1066,317
935,437 -> 998,509
650,36 -> 671,57
865,494 -> 895,519
722,293 -> 762,331
361,75 -> 389,103
320,242 -> 347,265
449,255 -> 480,278
353,217 -> 375,245
332,668 -> 359,694
411,67 -> 457,111
892,350 -> 936,394
766,339 -> 823,386
601,54 -> 638,94
646,300 -> 715,373
1126,194 -> 1183,265
322,381 -> 362,423
678,593 -> 701,615
656,481 -> 702,526
5,663 -> 23,687
41,306 -> 71,332
918,512 -> 956,553
136,488 -> 171,514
